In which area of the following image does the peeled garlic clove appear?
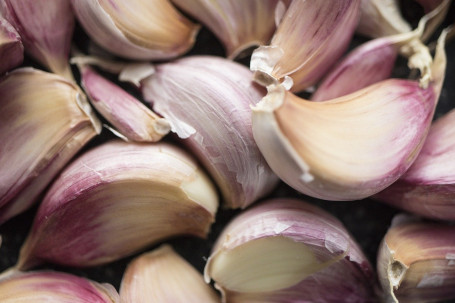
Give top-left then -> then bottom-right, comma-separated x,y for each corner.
377,215 -> 455,302
0,68 -> 100,225
250,0 -> 360,92
0,270 -> 119,302
170,0 -> 283,59
375,108 -> 455,221
204,198 -> 378,302
0,17 -> 23,75
71,0 -> 199,60
251,31 -> 447,201
78,65 -> 170,142
141,56 -> 278,209
16,140 -> 218,269
0,0 -> 75,80
120,245 -> 219,303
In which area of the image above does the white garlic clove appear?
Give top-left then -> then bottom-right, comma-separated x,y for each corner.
0,0 -> 75,80
250,0 -> 360,92
16,140 -> 218,270
140,56 -> 279,209
0,17 -> 23,75
0,68 -> 100,225
377,215 -> 455,302
204,198 -> 378,302
251,30 -> 447,201
170,0 -> 286,59
71,0 -> 199,60
78,65 -> 170,142
120,245 -> 219,303
0,270 -> 119,302
375,108 -> 455,221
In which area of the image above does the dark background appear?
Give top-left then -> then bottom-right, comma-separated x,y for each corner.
0,0 -> 454,301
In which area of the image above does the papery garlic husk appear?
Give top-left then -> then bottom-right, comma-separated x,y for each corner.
140,56 -> 278,209
16,140 -> 218,269
251,30 -> 447,201
71,0 -> 199,60
312,23 -> 425,101
250,0 -> 360,92
120,245 -> 219,303
204,198 -> 378,303
0,0 -> 75,80
0,17 -> 23,75
78,64 -> 170,142
0,68 -> 100,225
0,270 -> 119,302
377,215 -> 455,302
374,108 -> 455,221
170,0 -> 285,59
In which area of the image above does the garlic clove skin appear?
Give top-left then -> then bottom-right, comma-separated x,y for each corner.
0,68 -> 100,225
170,0 -> 284,59
0,0 -> 75,80
71,0 -> 199,60
250,0 -> 360,92
120,245 -> 219,303
0,17 -> 23,75
16,140 -> 218,270
0,270 -> 119,302
377,215 -> 455,302
78,65 -> 170,142
251,31 -> 446,201
204,198 -> 378,302
141,56 -> 278,209
374,108 -> 455,221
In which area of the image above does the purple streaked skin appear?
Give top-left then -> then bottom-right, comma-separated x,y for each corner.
311,36 -> 398,101
374,109 -> 455,220
0,0 -> 75,80
141,56 -> 278,209
80,65 -> 169,142
0,17 -> 23,75
205,198 -> 378,302
0,271 -> 119,302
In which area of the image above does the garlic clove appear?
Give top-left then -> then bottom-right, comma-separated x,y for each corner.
140,56 -> 278,209
204,198 -> 378,302
16,140 -> 218,269
0,270 -> 119,302
0,17 -> 23,75
250,0 -> 360,92
0,68 -> 100,225
170,0 -> 285,59
78,64 -> 170,142
374,108 -> 455,221
251,30 -> 447,201
0,0 -> 75,80
377,215 -> 455,302
120,245 -> 219,303
71,0 -> 199,60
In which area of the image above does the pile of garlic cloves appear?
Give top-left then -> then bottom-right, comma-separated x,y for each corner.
0,0 -> 454,302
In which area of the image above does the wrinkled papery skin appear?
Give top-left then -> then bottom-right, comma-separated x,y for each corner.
71,0 -> 199,60
80,65 -> 170,142
0,0 -> 75,80
377,217 -> 455,302
205,198 -> 378,303
0,68 -> 98,224
0,17 -> 23,75
0,271 -> 119,302
16,140 -> 218,269
171,0 -> 284,59
250,0 -> 360,92
375,109 -> 455,220
120,245 -> 219,303
141,56 -> 278,209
